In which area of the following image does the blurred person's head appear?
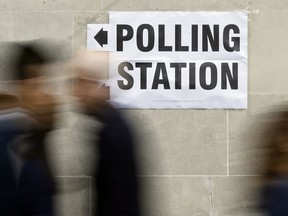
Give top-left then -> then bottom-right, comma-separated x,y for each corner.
13,43 -> 48,93
263,111 -> 288,179
9,41 -> 59,126
15,44 -> 46,79
69,50 -> 109,113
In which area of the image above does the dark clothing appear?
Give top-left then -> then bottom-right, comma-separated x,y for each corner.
0,126 -> 19,216
261,177 -> 288,216
18,160 -> 54,216
0,109 -> 28,216
91,105 -> 140,216
262,177 -> 288,216
0,108 -> 55,216
23,126 -> 56,196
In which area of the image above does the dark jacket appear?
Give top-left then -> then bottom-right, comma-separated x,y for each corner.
0,108 -> 55,216
261,177 -> 288,216
0,109 -> 23,216
92,105 -> 140,216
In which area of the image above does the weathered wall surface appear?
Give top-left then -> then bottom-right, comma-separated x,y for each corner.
1,0 -> 287,215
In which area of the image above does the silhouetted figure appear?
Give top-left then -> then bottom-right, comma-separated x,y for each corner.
0,41 -> 58,216
260,110 -> 288,215
0,94 -> 22,216
71,50 -> 141,216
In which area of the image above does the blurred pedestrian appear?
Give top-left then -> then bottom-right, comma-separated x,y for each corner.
260,110 -> 288,215
70,50 -> 141,216
0,93 -> 22,216
0,41 -> 58,216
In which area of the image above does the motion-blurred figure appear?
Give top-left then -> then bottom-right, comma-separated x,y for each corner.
70,50 -> 141,216
0,41 -> 58,216
0,93 -> 22,216
260,110 -> 288,216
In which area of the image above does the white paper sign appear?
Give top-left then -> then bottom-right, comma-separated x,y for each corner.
87,12 -> 248,109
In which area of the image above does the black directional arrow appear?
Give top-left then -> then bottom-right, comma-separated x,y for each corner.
94,28 -> 108,47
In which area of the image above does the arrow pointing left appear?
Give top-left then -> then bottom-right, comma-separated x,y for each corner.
87,24 -> 115,51
94,28 -> 108,47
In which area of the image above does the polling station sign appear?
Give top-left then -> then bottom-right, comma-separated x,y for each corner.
87,12 -> 248,109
